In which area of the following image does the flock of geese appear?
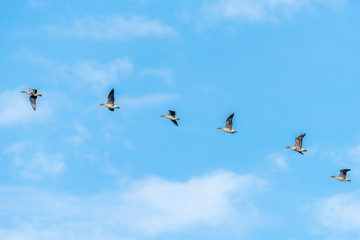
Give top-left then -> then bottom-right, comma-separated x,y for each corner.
20,87 -> 352,182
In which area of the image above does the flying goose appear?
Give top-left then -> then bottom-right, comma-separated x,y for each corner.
330,169 -> 351,182
99,88 -> 120,111
217,113 -> 237,133
20,88 -> 42,111
160,110 -> 180,126
285,133 -> 307,155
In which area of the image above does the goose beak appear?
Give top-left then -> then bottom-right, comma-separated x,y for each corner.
37,93 -> 42,97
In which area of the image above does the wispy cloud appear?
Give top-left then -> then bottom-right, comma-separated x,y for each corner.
310,190 -> 360,238
267,153 -> 289,170
69,123 -> 91,144
202,0 -> 345,23
20,51 -> 175,94
120,171 -> 267,235
20,51 -> 132,92
72,58 -> 133,90
47,15 -> 177,40
323,142 -> 360,177
28,0 -> 52,9
0,89 -> 52,127
140,68 -> 175,85
19,50 -> 69,81
4,141 -> 66,180
119,93 -> 181,108
0,171 -> 267,239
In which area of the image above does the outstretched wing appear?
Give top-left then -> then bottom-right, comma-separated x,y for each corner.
168,110 -> 176,117
171,120 -> 178,126
225,113 -> 234,130
339,169 -> 351,178
29,95 -> 37,111
107,88 -> 115,105
295,133 -> 306,148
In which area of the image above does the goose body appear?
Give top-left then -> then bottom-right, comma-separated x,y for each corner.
330,169 -> 351,182
160,110 -> 180,126
217,113 -> 237,133
285,133 -> 307,155
99,88 -> 120,111
20,88 -> 42,111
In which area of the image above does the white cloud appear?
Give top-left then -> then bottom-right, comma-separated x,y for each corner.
140,68 -> 175,85
0,89 -> 52,127
267,153 -> 289,170
28,0 -> 52,8
72,58 -> 133,91
119,93 -> 181,108
19,50 -> 69,82
123,141 -> 136,150
20,51 -> 175,97
47,15 -> 177,40
120,171 -> 266,235
69,123 -> 90,144
313,191 -> 360,230
0,171 -> 267,239
323,143 -> 360,177
311,191 -> 360,238
4,141 -> 66,180
202,0 -> 345,23
20,51 -> 132,92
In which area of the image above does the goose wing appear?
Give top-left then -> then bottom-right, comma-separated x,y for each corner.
295,133 -> 306,148
171,120 -> 178,126
29,95 -> 37,111
225,113 -> 234,130
168,110 -> 176,117
107,88 -> 115,105
339,169 -> 351,178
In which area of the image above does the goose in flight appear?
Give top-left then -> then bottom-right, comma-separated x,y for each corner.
217,113 -> 237,133
160,110 -> 180,126
20,88 -> 42,111
330,169 -> 351,182
99,88 -> 120,111
285,133 -> 307,155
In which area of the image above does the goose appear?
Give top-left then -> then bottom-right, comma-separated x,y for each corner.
99,88 -> 120,111
217,113 -> 237,133
160,110 -> 180,126
20,88 -> 42,111
285,133 -> 307,155
330,169 -> 351,182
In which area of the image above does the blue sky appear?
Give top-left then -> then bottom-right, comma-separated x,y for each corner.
1,0 -> 360,239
